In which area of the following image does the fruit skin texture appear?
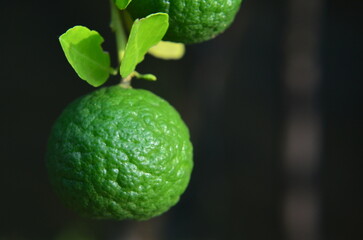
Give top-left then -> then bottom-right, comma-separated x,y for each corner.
127,0 -> 243,44
46,86 -> 193,220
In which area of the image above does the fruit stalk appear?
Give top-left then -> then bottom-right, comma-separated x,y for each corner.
110,0 -> 127,64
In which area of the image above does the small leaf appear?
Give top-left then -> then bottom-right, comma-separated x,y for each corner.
114,0 -> 132,10
148,41 -> 185,60
120,13 -> 169,78
59,26 -> 113,87
134,72 -> 157,81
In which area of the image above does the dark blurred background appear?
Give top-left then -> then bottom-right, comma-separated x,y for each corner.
1,0 -> 362,239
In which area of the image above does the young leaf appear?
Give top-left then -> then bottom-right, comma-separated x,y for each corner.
59,26 -> 113,87
134,72 -> 157,81
120,13 -> 169,78
148,41 -> 185,60
114,0 -> 132,10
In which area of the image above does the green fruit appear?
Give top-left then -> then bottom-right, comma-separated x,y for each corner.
127,0 -> 243,44
46,85 -> 193,220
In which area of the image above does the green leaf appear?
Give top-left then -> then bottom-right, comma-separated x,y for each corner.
148,41 -> 185,60
59,26 -> 113,87
114,0 -> 132,10
134,72 -> 157,81
120,13 -> 169,78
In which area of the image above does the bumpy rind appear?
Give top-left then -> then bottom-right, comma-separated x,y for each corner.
127,0 -> 243,44
46,86 -> 193,220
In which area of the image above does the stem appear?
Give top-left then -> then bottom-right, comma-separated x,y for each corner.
119,72 -> 135,88
110,0 -> 127,64
110,0 -> 136,86
110,0 -> 139,86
